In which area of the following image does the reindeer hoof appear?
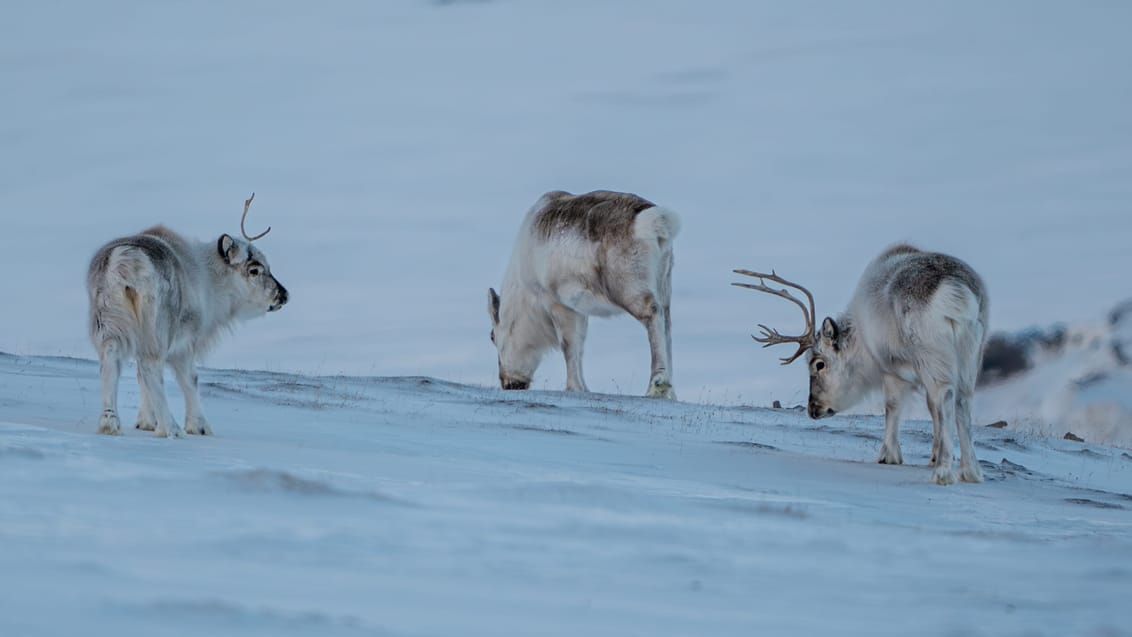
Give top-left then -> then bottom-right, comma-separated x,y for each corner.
184,419 -> 213,436
876,445 -> 903,465
931,466 -> 957,486
136,418 -> 157,432
97,412 -> 122,436
959,463 -> 983,483
156,424 -> 185,439
647,382 -> 675,400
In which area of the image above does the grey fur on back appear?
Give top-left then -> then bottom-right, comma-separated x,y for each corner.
87,227 -> 198,349
532,190 -> 656,242
880,243 -> 986,308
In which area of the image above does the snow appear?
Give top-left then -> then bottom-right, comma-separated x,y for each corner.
2,353 -> 1131,636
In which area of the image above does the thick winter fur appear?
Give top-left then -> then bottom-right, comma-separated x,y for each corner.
488,190 -> 681,397
88,226 -> 288,437
808,244 -> 988,485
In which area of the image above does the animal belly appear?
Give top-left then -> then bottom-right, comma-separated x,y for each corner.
561,289 -> 621,317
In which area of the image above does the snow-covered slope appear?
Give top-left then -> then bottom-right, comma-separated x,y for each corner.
1,353 -> 1129,636
2,0 -> 1131,406
976,300 -> 1132,449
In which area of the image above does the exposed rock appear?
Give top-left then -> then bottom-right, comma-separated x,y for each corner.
979,325 -> 1068,386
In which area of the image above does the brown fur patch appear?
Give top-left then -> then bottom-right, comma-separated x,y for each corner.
889,252 -> 985,304
533,190 -> 655,242
123,286 -> 141,319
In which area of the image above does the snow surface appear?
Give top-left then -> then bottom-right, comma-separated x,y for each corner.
2,353 -> 1131,636
977,311 -> 1132,449
2,0 -> 1131,406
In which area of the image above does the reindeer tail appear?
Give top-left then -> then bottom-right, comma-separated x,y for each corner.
634,206 -> 682,243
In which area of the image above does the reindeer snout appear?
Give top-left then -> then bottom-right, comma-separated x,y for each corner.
808,401 -> 836,420
269,278 -> 288,311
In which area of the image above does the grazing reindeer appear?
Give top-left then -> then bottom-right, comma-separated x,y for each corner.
87,194 -> 288,438
733,244 -> 989,485
487,190 -> 681,398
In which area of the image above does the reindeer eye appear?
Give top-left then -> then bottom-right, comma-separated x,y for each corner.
815,360 -> 826,372
248,265 -> 262,277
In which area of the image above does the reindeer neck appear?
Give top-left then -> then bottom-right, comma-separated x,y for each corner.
835,314 -> 882,394
197,242 -> 246,337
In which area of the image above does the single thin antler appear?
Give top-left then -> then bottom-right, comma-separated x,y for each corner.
731,269 -> 817,365
240,192 -> 271,241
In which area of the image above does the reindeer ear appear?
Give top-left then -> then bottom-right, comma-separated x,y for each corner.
487,288 -> 501,326
217,234 -> 245,265
821,317 -> 839,344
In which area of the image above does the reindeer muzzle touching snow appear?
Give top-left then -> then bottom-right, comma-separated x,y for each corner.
733,268 -> 830,419
808,400 -> 836,420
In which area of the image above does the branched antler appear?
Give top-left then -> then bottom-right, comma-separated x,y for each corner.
731,269 -> 817,365
241,192 -> 271,241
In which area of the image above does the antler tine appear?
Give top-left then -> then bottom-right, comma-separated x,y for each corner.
752,324 -> 810,364
732,270 -> 816,337
731,269 -> 819,365
240,192 -> 271,241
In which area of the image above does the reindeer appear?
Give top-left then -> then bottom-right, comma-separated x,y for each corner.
487,190 -> 680,398
87,194 -> 288,438
732,244 -> 989,485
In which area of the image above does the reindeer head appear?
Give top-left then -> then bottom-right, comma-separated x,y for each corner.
216,193 -> 288,318
732,270 -> 855,419
486,288 -> 539,390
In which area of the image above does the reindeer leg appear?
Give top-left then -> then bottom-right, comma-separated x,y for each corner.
925,394 -> 942,466
664,304 -> 674,378
97,342 -> 123,435
171,353 -> 211,435
550,304 -> 589,392
630,293 -> 675,399
137,356 -> 183,439
955,389 -> 983,483
878,375 -> 911,465
925,381 -> 958,485
135,373 -> 157,431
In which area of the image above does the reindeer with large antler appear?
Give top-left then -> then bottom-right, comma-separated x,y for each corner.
87,194 -> 288,437
733,244 -> 989,485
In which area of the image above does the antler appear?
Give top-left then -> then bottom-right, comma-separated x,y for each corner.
731,269 -> 817,365
240,192 -> 271,241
